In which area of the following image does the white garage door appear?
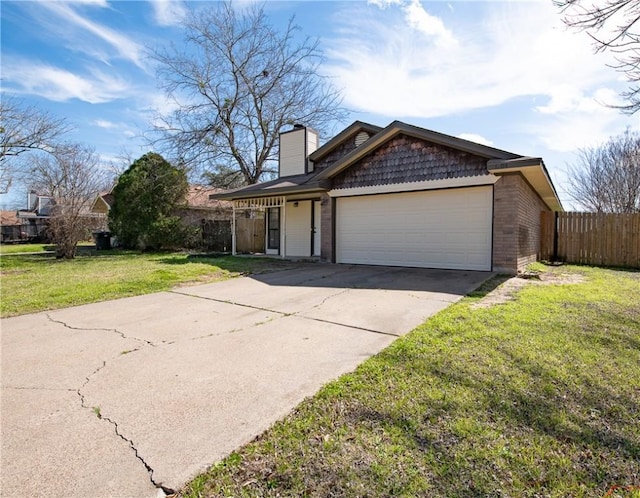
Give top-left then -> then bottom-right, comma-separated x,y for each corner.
336,186 -> 492,271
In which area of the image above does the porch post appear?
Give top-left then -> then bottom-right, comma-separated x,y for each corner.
280,197 -> 286,259
231,202 -> 237,256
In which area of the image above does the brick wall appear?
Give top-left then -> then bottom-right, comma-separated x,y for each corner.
492,174 -> 550,273
517,175 -> 548,269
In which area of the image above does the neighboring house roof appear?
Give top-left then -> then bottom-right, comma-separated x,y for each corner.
185,185 -> 232,209
17,211 -> 49,219
212,120 -> 563,211
0,210 -> 21,226
90,192 -> 114,214
90,186 -> 232,214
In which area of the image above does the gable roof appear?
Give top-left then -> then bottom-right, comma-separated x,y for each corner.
90,192 -> 114,214
314,121 -> 519,181
212,120 -> 562,211
308,121 -> 383,163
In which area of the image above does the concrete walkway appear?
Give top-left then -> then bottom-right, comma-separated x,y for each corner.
1,265 -> 491,498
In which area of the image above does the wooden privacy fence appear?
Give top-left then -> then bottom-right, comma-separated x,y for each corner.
541,211 -> 640,268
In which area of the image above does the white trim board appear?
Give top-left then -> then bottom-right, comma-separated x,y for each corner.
328,174 -> 498,198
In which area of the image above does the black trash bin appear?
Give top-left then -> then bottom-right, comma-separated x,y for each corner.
93,231 -> 111,250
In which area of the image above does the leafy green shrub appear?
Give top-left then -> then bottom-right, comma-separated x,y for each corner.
109,153 -> 192,250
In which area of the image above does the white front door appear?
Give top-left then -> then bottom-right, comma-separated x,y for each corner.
313,200 -> 321,256
285,200 -> 312,257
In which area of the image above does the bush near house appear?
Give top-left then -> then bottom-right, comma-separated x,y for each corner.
109,153 -> 197,250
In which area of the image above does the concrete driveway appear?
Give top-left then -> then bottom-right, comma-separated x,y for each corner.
1,264 -> 491,498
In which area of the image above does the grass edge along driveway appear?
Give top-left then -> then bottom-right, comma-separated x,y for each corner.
180,265 -> 640,498
0,250 -> 295,318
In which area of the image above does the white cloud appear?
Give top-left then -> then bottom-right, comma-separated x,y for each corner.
3,59 -> 130,104
530,88 -> 639,152
367,0 -> 403,8
458,133 -> 493,147
536,86 -> 622,116
94,119 -> 117,129
38,2 -> 145,68
69,0 -> 109,5
402,0 -> 456,48
326,1 -> 615,118
367,0 -> 455,48
149,0 -> 186,26
92,119 -> 139,139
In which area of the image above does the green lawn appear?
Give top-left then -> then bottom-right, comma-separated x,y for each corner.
0,243 -> 54,254
0,242 -> 96,255
180,265 -> 640,498
0,250 -> 292,317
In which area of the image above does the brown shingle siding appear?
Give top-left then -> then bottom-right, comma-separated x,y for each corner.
313,140 -> 358,171
331,134 -> 489,189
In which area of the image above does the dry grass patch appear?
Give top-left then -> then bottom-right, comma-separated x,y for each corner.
473,265 -> 586,309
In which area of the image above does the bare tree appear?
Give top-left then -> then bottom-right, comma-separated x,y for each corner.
28,145 -> 112,258
556,0 -> 640,113
151,1 -> 347,185
0,96 -> 71,193
568,129 -> 640,212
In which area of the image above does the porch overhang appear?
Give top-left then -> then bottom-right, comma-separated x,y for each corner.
210,180 -> 330,201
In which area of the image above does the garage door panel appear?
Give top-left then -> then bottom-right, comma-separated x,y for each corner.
336,187 -> 492,271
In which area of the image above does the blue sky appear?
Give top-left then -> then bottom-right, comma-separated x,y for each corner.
2,0 -> 639,209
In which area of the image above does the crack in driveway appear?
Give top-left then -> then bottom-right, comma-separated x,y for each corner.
298,315 -> 402,337
169,288 -> 402,337
168,289 -> 292,316
46,314 -> 156,347
3,386 -> 77,392
75,360 -> 175,496
40,316 -> 171,496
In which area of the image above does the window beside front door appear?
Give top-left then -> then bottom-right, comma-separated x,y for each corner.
267,207 -> 280,250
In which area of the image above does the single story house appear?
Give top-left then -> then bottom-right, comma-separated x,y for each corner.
214,120 -> 563,273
